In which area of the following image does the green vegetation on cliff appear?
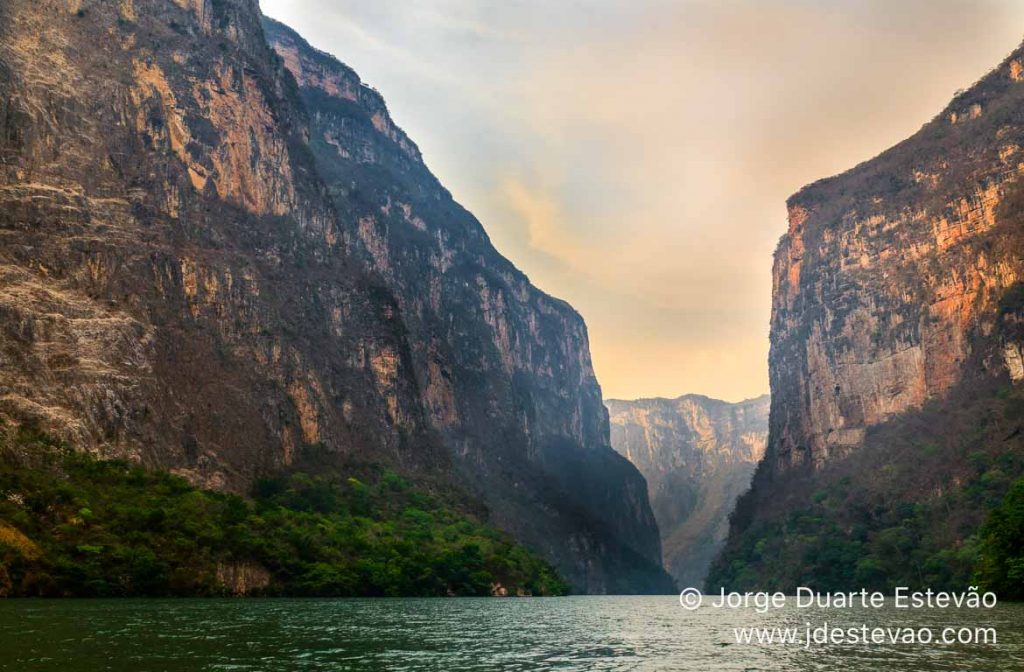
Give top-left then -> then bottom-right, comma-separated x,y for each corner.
0,428 -> 568,597
709,378 -> 1024,596
976,476 -> 1024,601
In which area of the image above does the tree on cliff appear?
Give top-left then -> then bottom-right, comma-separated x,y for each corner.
976,477 -> 1024,600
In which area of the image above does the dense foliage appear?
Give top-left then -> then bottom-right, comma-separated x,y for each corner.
708,379 -> 1024,597
0,429 -> 567,597
976,476 -> 1024,600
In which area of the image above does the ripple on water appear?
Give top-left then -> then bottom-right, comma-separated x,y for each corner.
0,597 -> 1021,671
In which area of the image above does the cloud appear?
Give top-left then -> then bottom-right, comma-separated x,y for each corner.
499,177 -> 589,270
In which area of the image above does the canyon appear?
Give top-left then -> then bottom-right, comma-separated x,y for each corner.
607,395 -> 768,587
9,0 -> 1019,599
0,0 -> 671,594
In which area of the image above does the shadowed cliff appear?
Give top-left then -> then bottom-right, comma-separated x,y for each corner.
0,0 -> 672,594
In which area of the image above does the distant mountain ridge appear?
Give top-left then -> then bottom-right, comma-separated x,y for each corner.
606,394 -> 769,587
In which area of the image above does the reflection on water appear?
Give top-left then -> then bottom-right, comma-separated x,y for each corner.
0,596 -> 1021,671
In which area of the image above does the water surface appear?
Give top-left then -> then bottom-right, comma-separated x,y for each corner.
1,596 -> 1021,671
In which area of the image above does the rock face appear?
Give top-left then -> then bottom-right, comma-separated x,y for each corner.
215,561 -> 271,596
262,19 -> 671,594
0,0 -> 427,490
710,38 -> 1024,588
0,0 -> 671,593
607,395 -> 768,587
766,45 -> 1024,476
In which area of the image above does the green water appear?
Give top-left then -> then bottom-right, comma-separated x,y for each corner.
1,597 -> 1021,671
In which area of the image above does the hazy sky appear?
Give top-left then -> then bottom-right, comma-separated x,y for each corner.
262,0 -> 1024,402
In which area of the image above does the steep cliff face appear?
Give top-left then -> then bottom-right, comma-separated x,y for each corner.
262,19 -> 671,593
711,39 -> 1024,592
0,0 -> 670,593
607,395 -> 768,587
767,48 -> 1024,475
0,0 -> 432,489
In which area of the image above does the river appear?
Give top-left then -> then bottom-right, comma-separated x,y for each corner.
2,596 -> 1021,670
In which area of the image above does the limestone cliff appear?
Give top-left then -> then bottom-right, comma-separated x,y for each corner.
766,48 -> 1024,475
607,395 -> 768,587
0,0 -> 671,593
711,37 -> 1024,591
0,0 -> 427,490
263,19 -> 670,593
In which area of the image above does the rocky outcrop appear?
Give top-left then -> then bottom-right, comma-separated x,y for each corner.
0,0 -> 670,593
607,395 -> 768,587
262,19 -> 671,594
216,561 -> 271,596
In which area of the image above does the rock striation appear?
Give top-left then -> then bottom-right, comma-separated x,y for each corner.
607,395 -> 768,587
0,0 -> 671,593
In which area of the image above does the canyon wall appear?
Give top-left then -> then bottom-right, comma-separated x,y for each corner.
766,48 -> 1024,475
262,19 -> 671,593
0,0 -> 428,489
607,395 -> 768,587
0,0 -> 671,593
711,39 -> 1024,591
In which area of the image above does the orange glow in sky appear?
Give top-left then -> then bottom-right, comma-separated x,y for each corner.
262,0 -> 1024,401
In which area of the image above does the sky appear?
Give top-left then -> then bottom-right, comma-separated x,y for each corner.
261,0 -> 1024,402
